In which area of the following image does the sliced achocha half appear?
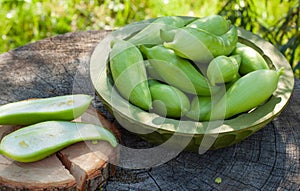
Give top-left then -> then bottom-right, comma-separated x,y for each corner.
0,94 -> 93,125
0,121 -> 118,162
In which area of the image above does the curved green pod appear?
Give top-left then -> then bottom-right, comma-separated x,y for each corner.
0,94 -> 92,125
109,39 -> 152,110
140,45 -> 213,96
207,55 -> 241,86
185,96 -> 212,121
144,60 -> 164,81
127,16 -> 187,46
149,80 -> 190,118
232,42 -> 269,75
207,68 -> 284,120
0,121 -> 118,162
186,15 -> 231,36
162,25 -> 238,65
225,72 -> 241,90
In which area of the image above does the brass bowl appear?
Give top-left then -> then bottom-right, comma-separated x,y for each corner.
90,17 -> 294,151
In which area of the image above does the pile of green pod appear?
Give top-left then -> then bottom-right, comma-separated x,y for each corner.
109,15 -> 283,121
0,94 -> 118,162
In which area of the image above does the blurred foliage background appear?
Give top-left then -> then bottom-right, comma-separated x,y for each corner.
1,0 -> 299,77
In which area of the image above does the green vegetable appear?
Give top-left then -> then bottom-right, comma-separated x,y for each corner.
215,177 -> 222,184
109,39 -> 152,110
0,121 -> 118,162
207,68 -> 284,120
149,80 -> 190,118
207,55 -> 241,86
185,96 -> 212,121
127,16 -> 187,46
144,60 -> 164,81
225,72 -> 241,90
0,94 -> 92,125
140,45 -> 214,96
186,15 -> 231,36
161,25 -> 238,65
232,42 -> 269,75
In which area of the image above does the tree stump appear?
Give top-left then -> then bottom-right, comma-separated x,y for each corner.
0,106 -> 119,191
0,30 -> 118,190
0,30 -> 299,191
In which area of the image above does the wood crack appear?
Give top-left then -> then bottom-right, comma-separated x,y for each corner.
259,122 -> 279,190
29,67 -> 57,90
147,169 -> 162,191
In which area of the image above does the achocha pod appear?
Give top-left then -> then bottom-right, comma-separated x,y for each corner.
206,68 -> 284,120
207,55 -> 241,86
186,14 -> 231,36
161,25 -> 238,65
232,42 -> 269,75
109,39 -> 152,110
0,121 -> 118,162
128,16 -> 188,46
149,80 -> 190,118
140,45 -> 213,96
0,94 -> 92,125
185,96 -> 212,121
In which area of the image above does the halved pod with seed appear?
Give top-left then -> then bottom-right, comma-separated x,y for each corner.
0,94 -> 92,125
186,14 -> 231,36
232,42 -> 269,75
109,39 -> 152,110
149,80 -> 190,118
0,121 -> 118,162
140,45 -> 214,96
207,55 -> 241,86
206,68 -> 284,120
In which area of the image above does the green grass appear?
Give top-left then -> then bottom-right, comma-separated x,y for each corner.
1,0 -> 299,77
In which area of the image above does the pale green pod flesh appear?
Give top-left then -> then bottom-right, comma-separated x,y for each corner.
109,39 -> 152,110
140,45 -> 213,96
232,42 -> 269,75
127,16 -> 187,46
0,121 -> 118,162
149,80 -> 190,118
207,68 -> 284,120
185,96 -> 212,121
186,15 -> 231,36
0,94 -> 92,125
207,55 -> 241,86
162,25 -> 238,65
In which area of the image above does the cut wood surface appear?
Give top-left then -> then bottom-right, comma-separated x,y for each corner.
0,30 -> 299,191
0,106 -> 119,190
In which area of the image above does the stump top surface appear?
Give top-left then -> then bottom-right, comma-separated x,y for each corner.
0,30 -> 299,191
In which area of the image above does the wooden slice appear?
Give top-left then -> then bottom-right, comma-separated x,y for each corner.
0,154 -> 77,190
0,107 -> 119,191
58,107 -> 120,191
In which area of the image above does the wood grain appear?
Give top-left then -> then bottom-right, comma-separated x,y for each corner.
0,109 -> 118,190
0,30 -> 299,191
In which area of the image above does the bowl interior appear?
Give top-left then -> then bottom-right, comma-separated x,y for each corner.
90,17 -> 294,149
